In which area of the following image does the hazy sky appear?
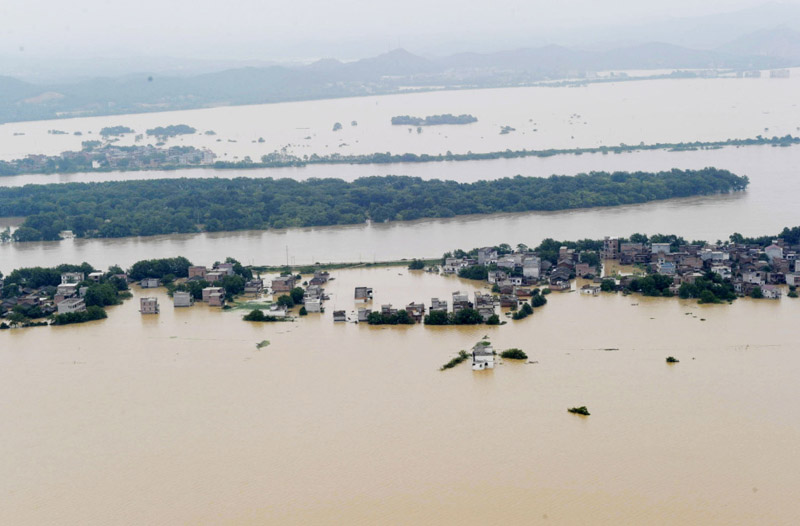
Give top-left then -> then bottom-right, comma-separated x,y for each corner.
0,0 -> 791,60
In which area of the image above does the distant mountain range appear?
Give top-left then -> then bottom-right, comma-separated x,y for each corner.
2,26 -> 800,124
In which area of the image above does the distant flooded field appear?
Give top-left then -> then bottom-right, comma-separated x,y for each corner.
2,72 -> 800,163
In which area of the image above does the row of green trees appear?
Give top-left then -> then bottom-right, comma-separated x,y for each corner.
423,308 -> 499,325
50,306 -> 108,325
1,169 -> 748,241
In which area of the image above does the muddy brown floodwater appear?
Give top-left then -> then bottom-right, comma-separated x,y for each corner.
2,267 -> 799,525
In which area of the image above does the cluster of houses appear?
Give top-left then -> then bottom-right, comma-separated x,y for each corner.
270,270 -> 329,313
13,144 -> 217,174
0,270 -> 126,320
334,289 -> 501,323
441,239 -> 799,301
601,236 -> 800,299
6,271 -> 79,317
445,246 -> 596,303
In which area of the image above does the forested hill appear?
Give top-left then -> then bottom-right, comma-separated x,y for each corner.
0,169 -> 748,242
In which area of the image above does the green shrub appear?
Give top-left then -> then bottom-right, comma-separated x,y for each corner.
568,406 -> 590,416
408,259 -> 425,270
500,348 -> 528,360
440,350 -> 469,370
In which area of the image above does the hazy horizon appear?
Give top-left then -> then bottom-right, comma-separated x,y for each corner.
2,0 -> 797,68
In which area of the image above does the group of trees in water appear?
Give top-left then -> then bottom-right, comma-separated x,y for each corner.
390,114 -> 478,126
99,126 -> 135,137
424,308 -> 498,325
1,169 -> 748,241
145,124 -> 196,137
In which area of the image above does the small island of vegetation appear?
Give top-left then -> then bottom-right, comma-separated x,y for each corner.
568,406 -> 591,416
391,114 -> 478,126
367,310 -> 415,325
440,350 -> 469,371
100,126 -> 135,137
243,309 -> 287,322
0,169 -> 748,242
500,348 -> 528,360
424,308 -> 498,326
145,124 -> 197,137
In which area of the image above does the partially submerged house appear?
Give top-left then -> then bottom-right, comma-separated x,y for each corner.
173,291 -> 193,307
140,297 -> 159,314
472,342 -> 495,371
355,287 -> 374,301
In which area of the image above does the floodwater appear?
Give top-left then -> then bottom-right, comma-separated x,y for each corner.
2,267 -> 799,525
2,72 -> 800,163
3,75 -> 800,525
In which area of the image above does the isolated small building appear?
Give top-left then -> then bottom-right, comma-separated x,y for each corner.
208,293 -> 225,307
355,287 -> 373,301
305,298 -> 322,313
173,291 -> 194,307
472,342 -> 495,371
333,310 -> 347,322
140,297 -> 159,314
357,308 -> 371,322
88,271 -> 104,282
580,284 -> 600,296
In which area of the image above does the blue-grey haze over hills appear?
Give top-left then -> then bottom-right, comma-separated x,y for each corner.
1,2 -> 800,123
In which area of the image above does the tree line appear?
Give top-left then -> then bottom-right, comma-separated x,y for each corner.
0,169 -> 749,241
1,135 -> 796,177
